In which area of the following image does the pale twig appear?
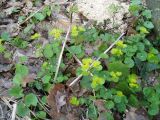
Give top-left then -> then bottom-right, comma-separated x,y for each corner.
11,103 -> 17,120
69,74 -> 83,87
54,26 -> 71,81
1,97 -> 21,120
96,32 -> 125,61
69,32 -> 125,87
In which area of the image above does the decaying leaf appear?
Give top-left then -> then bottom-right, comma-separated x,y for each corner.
47,84 -> 67,119
22,73 -> 36,87
94,99 -> 106,112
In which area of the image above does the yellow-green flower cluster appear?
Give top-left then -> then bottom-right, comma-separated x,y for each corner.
49,28 -> 63,39
111,41 -> 126,56
147,52 -> 159,64
81,58 -> 102,75
110,71 -> 122,82
116,91 -> 124,97
91,75 -> 105,89
31,33 -> 41,40
71,25 -> 85,37
128,74 -> 139,88
116,41 -> 127,48
69,96 -> 79,106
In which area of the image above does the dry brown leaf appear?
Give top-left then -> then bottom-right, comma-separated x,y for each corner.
94,100 -> 106,112
47,84 -> 67,119
22,73 -> 36,87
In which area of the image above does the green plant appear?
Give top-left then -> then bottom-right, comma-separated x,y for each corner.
4,0 -> 160,119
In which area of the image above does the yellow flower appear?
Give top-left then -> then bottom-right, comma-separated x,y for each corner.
82,58 -> 93,65
92,61 -> 101,68
128,74 -> 137,83
78,26 -> 85,32
71,25 -> 79,37
49,28 -> 62,39
31,33 -> 41,40
117,91 -> 124,96
111,48 -> 123,56
91,76 -> 105,88
116,41 -> 127,48
129,83 -> 139,88
116,72 -> 122,77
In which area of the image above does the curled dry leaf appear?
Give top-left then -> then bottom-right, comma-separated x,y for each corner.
22,73 -> 36,87
47,84 -> 67,119
94,99 -> 106,112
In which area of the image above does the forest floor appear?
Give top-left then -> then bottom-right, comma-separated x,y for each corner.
0,0 -> 160,120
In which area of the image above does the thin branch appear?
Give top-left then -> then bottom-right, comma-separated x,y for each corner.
96,32 -> 125,61
11,103 -> 17,120
69,74 -> 83,87
69,32 -> 125,87
54,26 -> 71,81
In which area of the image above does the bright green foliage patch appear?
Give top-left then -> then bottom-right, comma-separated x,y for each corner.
3,0 -> 160,119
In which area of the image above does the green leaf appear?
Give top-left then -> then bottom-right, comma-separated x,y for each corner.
142,10 -> 152,19
69,45 -> 82,54
43,44 -> 53,58
43,83 -> 52,92
34,12 -> 45,21
116,103 -> 126,113
139,27 -> 149,34
124,57 -> 134,68
17,102 -> 30,117
114,95 -> 122,103
105,101 -> 114,109
9,86 -> 24,98
15,64 -> 29,77
80,76 -> 92,89
136,51 -> 147,61
24,24 -> 33,34
42,75 -> 51,83
88,104 -> 98,120
1,32 -> 10,41
129,94 -> 139,107
41,96 -> 47,105
144,21 -> 154,29
24,93 -> 38,107
148,104 -> 159,116
36,111 -> 46,119
143,87 -> 154,97
137,42 -> 145,51
13,74 -> 23,85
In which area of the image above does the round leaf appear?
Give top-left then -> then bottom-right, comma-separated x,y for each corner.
24,93 -> 38,107
136,51 -> 147,61
17,103 -> 30,117
105,101 -> 114,109
124,57 -> 134,68
43,44 -> 53,58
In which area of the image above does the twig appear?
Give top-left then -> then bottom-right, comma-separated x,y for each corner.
96,32 -> 125,61
54,26 -> 71,81
69,32 -> 125,87
11,103 -> 17,120
69,74 -> 83,87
